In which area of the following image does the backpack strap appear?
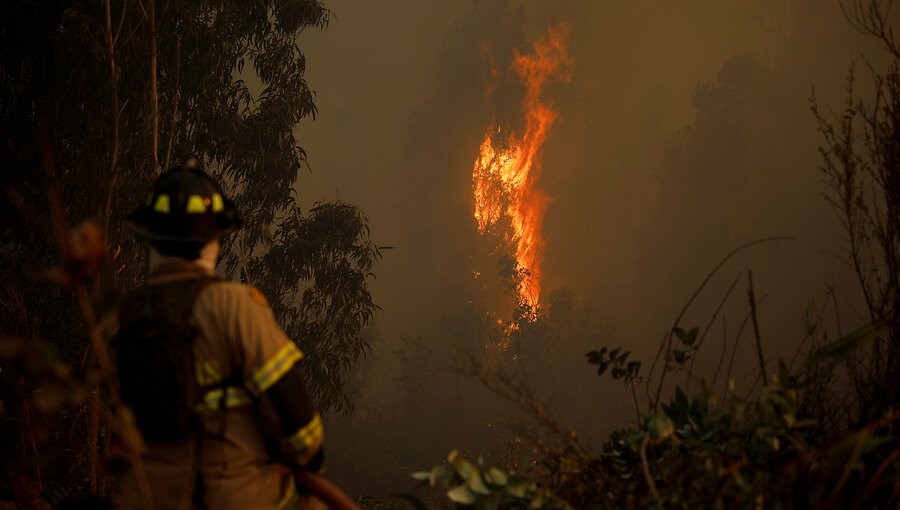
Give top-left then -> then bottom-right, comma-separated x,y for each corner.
115,275 -> 220,510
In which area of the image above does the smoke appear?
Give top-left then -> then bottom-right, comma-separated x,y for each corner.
292,0 -> 895,499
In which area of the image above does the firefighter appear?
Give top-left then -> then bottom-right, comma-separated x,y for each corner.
102,159 -> 324,510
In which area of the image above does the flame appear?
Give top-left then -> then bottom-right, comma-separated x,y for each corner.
472,24 -> 573,307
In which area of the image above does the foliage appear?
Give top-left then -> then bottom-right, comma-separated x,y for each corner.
249,200 -> 382,413
419,324 -> 900,508
414,451 -> 573,510
587,346 -> 641,386
811,0 -> 900,424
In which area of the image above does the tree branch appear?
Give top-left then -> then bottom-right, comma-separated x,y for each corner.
748,269 -> 768,384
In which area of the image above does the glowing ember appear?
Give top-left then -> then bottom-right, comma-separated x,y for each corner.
472,23 -> 573,307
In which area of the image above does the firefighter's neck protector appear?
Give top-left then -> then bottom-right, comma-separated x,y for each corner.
149,237 -> 220,275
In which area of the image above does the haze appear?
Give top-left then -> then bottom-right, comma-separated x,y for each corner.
287,0 -> 895,500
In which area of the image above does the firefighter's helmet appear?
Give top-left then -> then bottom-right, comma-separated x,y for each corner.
128,159 -> 242,242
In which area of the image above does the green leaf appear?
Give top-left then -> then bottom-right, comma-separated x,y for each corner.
467,470 -> 491,495
686,327 -> 699,346
808,323 -> 886,363
428,465 -> 454,486
486,467 -> 508,486
507,478 -> 530,499
451,455 -> 478,480
447,484 -> 476,504
673,326 -> 700,346
647,413 -> 675,441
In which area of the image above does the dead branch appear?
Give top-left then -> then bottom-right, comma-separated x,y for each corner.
748,270 -> 768,384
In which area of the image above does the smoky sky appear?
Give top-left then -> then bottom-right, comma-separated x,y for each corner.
287,0 -> 897,498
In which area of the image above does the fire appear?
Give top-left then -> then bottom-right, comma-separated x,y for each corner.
472,24 -> 573,307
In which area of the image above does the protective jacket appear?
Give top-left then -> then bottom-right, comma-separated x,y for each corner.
103,261 -> 324,510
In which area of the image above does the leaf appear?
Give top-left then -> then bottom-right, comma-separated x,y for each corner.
428,465 -> 454,486
586,350 -> 604,364
830,430 -> 871,497
673,326 -> 700,346
686,327 -> 699,346
447,484 -> 476,504
807,323 -> 886,363
506,478 -> 530,499
647,413 -> 675,441
674,386 -> 688,410
467,470 -> 491,495
451,455 -> 478,480
486,467 -> 508,486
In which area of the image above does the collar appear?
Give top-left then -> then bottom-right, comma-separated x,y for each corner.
147,238 -> 220,284
148,260 -> 216,285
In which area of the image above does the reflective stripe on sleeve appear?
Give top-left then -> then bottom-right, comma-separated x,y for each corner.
197,386 -> 252,412
274,478 -> 299,510
248,342 -> 304,396
283,413 -> 324,453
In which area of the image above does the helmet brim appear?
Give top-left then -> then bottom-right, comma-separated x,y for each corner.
126,209 -> 241,243
126,221 -> 221,243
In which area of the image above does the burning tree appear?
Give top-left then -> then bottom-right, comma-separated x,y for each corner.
472,23 -> 574,310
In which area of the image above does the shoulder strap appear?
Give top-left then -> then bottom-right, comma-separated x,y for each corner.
118,275 -> 219,329
160,275 -> 219,315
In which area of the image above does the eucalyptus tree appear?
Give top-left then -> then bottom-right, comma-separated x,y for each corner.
0,0 -> 378,496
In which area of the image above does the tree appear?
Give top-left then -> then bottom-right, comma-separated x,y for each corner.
812,0 -> 900,424
0,0 -> 378,499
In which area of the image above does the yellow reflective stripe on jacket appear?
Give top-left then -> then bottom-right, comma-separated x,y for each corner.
197,386 -> 252,412
248,343 -> 304,395
196,360 -> 223,387
284,413 -> 323,452
275,479 -> 299,510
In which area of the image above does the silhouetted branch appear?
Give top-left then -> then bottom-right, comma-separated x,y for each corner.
647,237 -> 792,410
841,0 -> 900,60
748,270 -> 768,384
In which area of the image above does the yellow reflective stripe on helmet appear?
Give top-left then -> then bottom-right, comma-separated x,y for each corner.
196,386 -> 252,412
153,194 -> 170,213
248,343 -> 304,395
211,193 -> 225,212
283,413 -> 323,452
186,195 -> 207,213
